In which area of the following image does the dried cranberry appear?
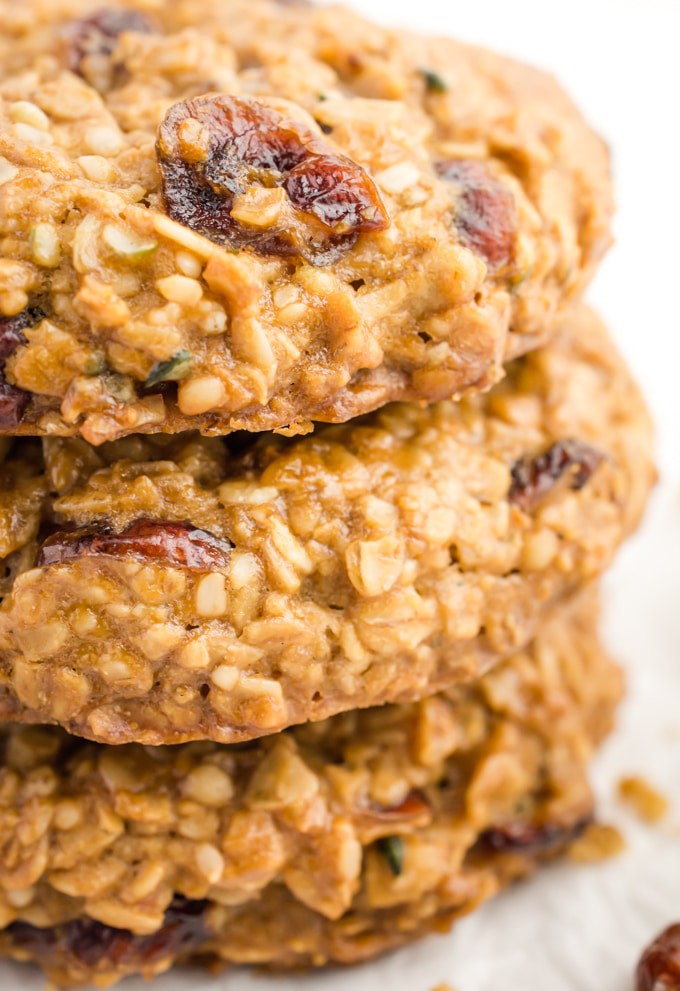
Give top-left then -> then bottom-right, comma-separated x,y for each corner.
62,8 -> 155,78
478,815 -> 591,855
436,160 -> 516,271
38,519 -> 232,571
0,306 -> 44,364
637,925 -> 680,991
0,381 -> 30,429
0,305 -> 45,427
508,439 -> 605,511
8,897 -> 209,971
156,95 -> 389,265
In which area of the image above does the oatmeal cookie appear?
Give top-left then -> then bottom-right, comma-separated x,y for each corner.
0,592 -> 622,988
0,0 -> 611,442
0,307 -> 653,744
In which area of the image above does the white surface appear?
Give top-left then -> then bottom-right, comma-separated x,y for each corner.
4,1 -> 680,988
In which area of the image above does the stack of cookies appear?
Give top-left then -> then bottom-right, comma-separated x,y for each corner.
0,1 -> 654,987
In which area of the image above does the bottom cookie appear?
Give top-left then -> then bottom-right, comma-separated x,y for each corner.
0,589 -> 621,988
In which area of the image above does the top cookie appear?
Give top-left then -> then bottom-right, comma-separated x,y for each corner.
0,0 -> 612,443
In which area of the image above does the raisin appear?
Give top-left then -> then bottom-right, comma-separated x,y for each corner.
508,439 -> 605,512
478,815 -> 591,855
156,95 -> 389,265
0,307 -> 42,428
8,897 -> 209,971
637,925 -> 680,991
62,8 -> 155,78
0,306 -> 44,364
436,159 -> 516,271
0,381 -> 30,429
377,835 -> 405,876
38,519 -> 232,571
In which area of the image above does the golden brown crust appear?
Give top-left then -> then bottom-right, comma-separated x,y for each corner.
0,307 -> 653,744
0,591 -> 621,987
0,0 -> 611,442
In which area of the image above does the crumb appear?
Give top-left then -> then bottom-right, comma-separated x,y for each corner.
618,776 -> 669,823
431,984 -> 457,991
567,822 -> 626,863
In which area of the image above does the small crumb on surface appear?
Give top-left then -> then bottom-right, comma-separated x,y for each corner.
431,984 -> 457,991
567,822 -> 626,863
618,775 -> 669,823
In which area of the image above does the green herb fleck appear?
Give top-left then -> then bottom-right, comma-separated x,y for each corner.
378,835 -> 405,876
146,349 -> 194,388
422,69 -> 449,94
84,352 -> 108,376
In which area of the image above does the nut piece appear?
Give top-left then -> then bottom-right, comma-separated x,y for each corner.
182,765 -> 234,807
195,573 -> 228,617
177,375 -> 228,415
345,535 -> 404,597
156,95 -> 389,265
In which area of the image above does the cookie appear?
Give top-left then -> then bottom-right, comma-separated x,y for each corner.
0,0 -> 611,442
0,307 -> 652,744
0,591 -> 622,988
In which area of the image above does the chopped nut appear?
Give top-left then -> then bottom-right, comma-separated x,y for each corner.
84,124 -> 124,157
230,187 -> 288,228
345,535 -> 404,597
156,274 -> 204,306
210,665 -> 240,691
0,158 -> 18,185
182,765 -> 234,807
178,374 -> 227,415
196,843 -> 225,884
12,122 -> 54,146
175,251 -> 203,278
29,224 -> 61,269
376,161 -> 422,196
195,572 -> 228,617
9,101 -> 50,131
77,155 -> 116,182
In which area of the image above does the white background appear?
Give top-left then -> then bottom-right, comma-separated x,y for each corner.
4,1 -> 680,988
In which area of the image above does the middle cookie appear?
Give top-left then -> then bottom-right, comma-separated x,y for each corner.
0,306 -> 653,745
